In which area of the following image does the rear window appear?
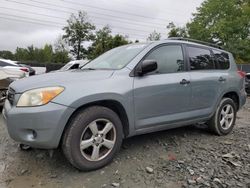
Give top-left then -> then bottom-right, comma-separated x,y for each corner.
212,50 -> 230,70
0,61 -> 15,67
187,46 -> 215,70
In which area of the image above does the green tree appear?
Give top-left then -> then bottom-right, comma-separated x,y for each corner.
15,47 -> 30,61
13,44 -> 69,64
0,51 -> 15,60
110,34 -> 129,47
52,51 -> 71,64
88,26 -> 129,59
147,30 -> 161,41
87,25 -> 113,59
21,44 -> 53,63
54,35 -> 68,52
63,11 -> 95,60
167,22 -> 188,38
186,0 -> 250,63
53,36 -> 71,63
27,45 -> 35,60
44,44 -> 53,62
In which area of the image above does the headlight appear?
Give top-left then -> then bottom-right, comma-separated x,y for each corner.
17,86 -> 64,107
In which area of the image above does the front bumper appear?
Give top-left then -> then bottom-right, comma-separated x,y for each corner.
3,100 -> 75,149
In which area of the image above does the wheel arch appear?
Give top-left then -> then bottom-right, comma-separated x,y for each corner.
60,99 -> 130,146
221,91 -> 240,110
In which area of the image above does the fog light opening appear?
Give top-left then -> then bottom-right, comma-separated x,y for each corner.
31,130 -> 37,139
27,129 -> 37,140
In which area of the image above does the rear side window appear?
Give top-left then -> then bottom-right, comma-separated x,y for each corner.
187,46 -> 215,70
144,45 -> 184,74
213,50 -> 230,69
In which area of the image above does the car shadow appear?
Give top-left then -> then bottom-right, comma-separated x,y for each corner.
42,123 -> 213,172
0,108 -> 214,174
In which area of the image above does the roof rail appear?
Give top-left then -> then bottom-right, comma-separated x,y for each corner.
167,37 -> 223,49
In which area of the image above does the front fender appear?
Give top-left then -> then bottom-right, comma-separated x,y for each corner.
56,92 -> 135,139
69,93 -> 128,109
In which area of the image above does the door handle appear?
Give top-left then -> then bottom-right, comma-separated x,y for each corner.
180,79 -> 190,85
218,77 -> 226,82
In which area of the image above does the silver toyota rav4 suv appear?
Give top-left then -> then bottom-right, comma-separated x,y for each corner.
3,38 -> 247,171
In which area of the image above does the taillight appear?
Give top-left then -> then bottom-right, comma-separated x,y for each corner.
237,70 -> 246,78
20,67 -> 29,72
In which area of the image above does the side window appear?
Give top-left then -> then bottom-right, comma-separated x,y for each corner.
144,45 -> 184,74
187,46 -> 214,70
70,64 -> 79,69
213,50 -> 230,69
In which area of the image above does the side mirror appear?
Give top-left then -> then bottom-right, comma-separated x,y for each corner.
136,60 -> 158,76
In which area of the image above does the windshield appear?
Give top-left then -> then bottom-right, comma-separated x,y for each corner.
83,44 -> 148,70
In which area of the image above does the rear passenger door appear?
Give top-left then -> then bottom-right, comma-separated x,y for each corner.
186,45 -> 225,113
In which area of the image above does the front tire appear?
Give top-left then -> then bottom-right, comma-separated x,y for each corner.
62,106 -> 123,171
0,89 -> 7,103
207,98 -> 237,136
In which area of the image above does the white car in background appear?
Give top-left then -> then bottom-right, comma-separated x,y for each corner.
59,60 -> 89,71
0,58 -> 29,76
0,67 -> 26,105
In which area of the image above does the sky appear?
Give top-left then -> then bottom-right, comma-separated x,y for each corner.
0,0 -> 204,52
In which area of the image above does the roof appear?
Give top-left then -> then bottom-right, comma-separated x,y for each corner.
168,37 -> 223,49
143,39 -> 228,53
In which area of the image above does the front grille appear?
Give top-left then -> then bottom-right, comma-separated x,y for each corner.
7,87 -> 15,105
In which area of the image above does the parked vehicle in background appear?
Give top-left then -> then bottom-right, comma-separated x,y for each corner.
237,64 -> 250,74
0,68 -> 25,105
237,64 -> 250,94
59,60 -> 89,71
18,64 -> 36,76
3,38 -> 247,171
0,59 -> 29,76
245,73 -> 250,94
32,67 -> 46,75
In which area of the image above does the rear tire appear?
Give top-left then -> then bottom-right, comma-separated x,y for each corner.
62,106 -> 123,171
207,98 -> 237,136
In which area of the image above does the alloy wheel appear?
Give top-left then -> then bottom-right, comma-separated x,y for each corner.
79,119 -> 116,161
219,104 -> 234,130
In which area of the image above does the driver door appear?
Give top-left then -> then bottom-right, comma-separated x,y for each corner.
133,44 -> 191,129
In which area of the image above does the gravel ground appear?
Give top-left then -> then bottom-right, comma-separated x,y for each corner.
0,98 -> 249,188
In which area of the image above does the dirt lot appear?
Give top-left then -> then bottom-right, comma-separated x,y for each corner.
0,98 -> 250,188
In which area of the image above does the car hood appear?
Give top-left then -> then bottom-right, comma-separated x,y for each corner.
10,69 -> 114,93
